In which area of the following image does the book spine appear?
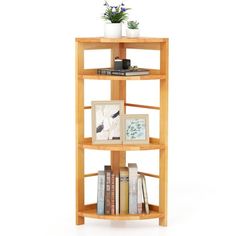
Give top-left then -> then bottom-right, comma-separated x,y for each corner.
137,175 -> 143,214
97,171 -> 105,215
128,164 -> 138,214
120,168 -> 129,214
115,175 -> 119,215
105,167 -> 112,215
111,71 -> 125,76
111,173 -> 115,215
142,175 -> 150,214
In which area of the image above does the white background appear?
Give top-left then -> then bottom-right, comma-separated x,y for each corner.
0,0 -> 236,235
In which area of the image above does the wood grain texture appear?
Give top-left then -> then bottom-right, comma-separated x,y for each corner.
75,41 -> 85,225
138,171 -> 159,178
124,42 -> 161,50
76,37 -> 168,43
125,103 -> 160,110
110,43 -> 127,174
78,204 -> 163,220
159,39 -> 169,226
78,137 -> 164,151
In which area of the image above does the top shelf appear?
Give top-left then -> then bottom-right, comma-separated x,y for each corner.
75,37 -> 168,43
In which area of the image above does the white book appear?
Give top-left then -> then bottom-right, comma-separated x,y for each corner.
97,171 -> 105,215
142,175 -> 149,214
137,175 -> 143,214
115,175 -> 119,215
128,163 -> 138,214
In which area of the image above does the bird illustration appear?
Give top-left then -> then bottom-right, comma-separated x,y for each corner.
111,110 -> 120,119
96,122 -> 104,133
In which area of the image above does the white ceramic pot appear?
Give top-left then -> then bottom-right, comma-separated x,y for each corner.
104,23 -> 122,38
126,28 -> 140,38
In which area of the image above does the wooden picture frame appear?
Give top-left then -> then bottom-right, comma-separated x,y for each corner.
92,100 -> 124,144
122,114 -> 149,144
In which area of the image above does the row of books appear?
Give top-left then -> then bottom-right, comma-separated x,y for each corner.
97,163 -> 149,215
97,68 -> 150,76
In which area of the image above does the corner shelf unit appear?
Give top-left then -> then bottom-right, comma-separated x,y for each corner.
75,37 -> 168,226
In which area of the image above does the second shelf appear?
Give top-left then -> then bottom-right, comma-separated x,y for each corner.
78,137 -> 165,151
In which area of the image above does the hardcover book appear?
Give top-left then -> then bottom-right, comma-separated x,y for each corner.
97,170 -> 105,215
104,165 -> 112,215
120,167 -> 129,214
115,175 -> 119,215
97,68 -> 150,76
137,175 -> 143,214
111,173 -> 115,215
128,163 -> 138,214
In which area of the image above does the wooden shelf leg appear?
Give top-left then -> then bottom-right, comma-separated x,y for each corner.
110,43 -> 127,172
111,151 -> 126,174
76,148 -> 85,225
76,42 -> 85,225
159,40 -> 168,226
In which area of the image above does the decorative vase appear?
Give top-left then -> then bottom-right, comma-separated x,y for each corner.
104,23 -> 122,38
126,28 -> 140,38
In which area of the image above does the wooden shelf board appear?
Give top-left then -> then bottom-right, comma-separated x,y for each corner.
75,37 -> 168,43
78,204 -> 164,220
79,137 -> 165,151
79,74 -> 166,81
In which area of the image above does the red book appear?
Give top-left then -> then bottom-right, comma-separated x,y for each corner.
111,173 -> 115,215
104,166 -> 112,215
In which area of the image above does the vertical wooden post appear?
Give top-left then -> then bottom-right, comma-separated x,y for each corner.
110,43 -> 126,175
159,39 -> 169,226
75,41 -> 85,225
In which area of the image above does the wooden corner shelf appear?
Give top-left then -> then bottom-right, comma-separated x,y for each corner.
78,204 -> 164,220
79,137 -> 165,151
75,37 -> 168,227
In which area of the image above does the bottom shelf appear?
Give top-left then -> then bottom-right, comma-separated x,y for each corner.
78,203 -> 164,220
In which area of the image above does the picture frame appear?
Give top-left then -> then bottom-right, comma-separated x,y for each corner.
92,100 -> 124,144
122,114 -> 149,144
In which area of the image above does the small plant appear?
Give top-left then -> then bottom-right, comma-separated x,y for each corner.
102,1 -> 131,23
127,20 -> 139,29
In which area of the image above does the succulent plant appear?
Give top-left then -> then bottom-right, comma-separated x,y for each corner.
127,20 -> 139,29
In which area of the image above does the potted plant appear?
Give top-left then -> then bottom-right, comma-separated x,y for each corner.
102,1 -> 130,38
126,20 -> 139,38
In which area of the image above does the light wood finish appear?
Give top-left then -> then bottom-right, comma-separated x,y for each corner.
159,39 -> 169,226
124,42 -> 161,50
79,74 -> 166,80
110,43 -> 127,174
125,103 -> 160,110
78,203 -> 163,220
84,173 -> 98,177
82,42 -> 115,50
138,171 -> 159,179
75,37 -> 168,227
79,137 -> 164,151
76,37 -> 168,43
85,103 -> 160,110
75,41 -> 85,225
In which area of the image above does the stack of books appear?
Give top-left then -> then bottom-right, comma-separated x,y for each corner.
97,68 -> 150,76
97,163 -> 149,215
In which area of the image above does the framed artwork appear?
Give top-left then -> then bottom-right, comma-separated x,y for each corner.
123,114 -> 149,144
92,100 -> 124,144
